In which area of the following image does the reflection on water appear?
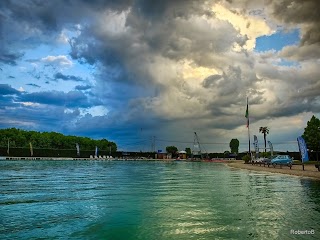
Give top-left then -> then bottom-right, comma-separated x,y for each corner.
300,179 -> 320,215
0,161 -> 319,240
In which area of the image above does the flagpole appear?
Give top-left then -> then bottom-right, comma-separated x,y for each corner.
7,139 -> 10,156
248,122 -> 251,155
246,97 -> 251,156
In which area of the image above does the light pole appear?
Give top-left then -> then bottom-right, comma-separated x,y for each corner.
7,138 -> 10,156
317,127 -> 320,162
317,127 -> 320,170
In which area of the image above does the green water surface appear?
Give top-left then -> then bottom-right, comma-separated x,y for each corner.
0,160 -> 319,239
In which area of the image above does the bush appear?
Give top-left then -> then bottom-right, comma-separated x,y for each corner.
260,152 -> 271,158
242,154 -> 251,164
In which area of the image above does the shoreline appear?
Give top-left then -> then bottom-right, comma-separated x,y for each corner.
0,156 -> 171,161
226,161 -> 320,180
0,156 -> 233,162
2,156 -> 319,180
0,156 -> 202,162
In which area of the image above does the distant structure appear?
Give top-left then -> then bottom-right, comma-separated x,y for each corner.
192,132 -> 208,159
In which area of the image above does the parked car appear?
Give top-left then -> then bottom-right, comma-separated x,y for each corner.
270,155 -> 293,168
252,157 -> 267,165
261,155 -> 279,166
261,157 -> 272,165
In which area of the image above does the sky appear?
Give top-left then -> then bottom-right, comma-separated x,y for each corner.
0,0 -> 319,153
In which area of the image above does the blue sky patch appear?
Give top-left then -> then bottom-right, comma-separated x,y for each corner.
276,59 -> 299,67
255,29 -> 300,52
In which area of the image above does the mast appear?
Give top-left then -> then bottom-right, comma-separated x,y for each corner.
192,132 -> 202,158
192,132 -> 208,159
246,97 -> 251,156
7,138 -> 9,155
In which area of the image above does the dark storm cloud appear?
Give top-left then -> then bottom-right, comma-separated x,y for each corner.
131,0 -> 210,21
279,44 -> 320,61
66,101 -> 165,142
2,0 -> 236,73
0,1 -> 64,63
68,0 -> 240,93
270,98 -> 320,119
0,51 -> 23,65
275,80 -> 320,117
0,105 -> 81,132
78,0 -> 132,12
54,72 -> 84,82
202,75 -> 224,88
75,85 -> 92,91
0,0 -> 121,66
69,36 -> 121,66
0,0 -> 132,35
202,65 -> 262,97
26,83 -> 41,88
0,84 -> 21,95
1,0 -> 319,151
269,0 -> 320,46
1,0 -> 71,31
0,95 -> 19,109
18,90 -> 91,108
0,84 -> 21,109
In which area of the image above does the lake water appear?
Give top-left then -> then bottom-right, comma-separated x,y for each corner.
0,160 -> 319,240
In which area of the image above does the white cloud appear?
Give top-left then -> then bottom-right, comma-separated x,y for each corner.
57,32 -> 69,44
57,26 -> 83,44
41,55 -> 73,67
212,3 -> 274,50
279,44 -> 320,61
97,10 -> 130,36
18,87 -> 25,92
80,106 -> 109,117
20,102 -> 40,107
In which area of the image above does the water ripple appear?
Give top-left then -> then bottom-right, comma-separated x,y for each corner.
0,161 -> 319,239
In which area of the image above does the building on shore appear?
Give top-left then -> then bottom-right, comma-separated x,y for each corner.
178,150 -> 187,159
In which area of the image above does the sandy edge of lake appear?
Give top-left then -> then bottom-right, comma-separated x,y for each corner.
226,161 -> 320,180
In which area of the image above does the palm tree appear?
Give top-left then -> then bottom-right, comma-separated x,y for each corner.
259,127 -> 269,153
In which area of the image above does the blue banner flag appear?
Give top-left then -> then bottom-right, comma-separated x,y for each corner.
253,135 -> 259,158
297,136 -> 309,163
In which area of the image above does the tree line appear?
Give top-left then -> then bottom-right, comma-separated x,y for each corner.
0,128 -> 117,152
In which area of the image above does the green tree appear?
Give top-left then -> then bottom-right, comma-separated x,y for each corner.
229,139 -> 239,153
185,147 -> 192,156
166,146 -> 178,155
259,127 -> 269,153
15,130 -> 27,147
0,128 -> 117,151
302,115 -> 320,152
